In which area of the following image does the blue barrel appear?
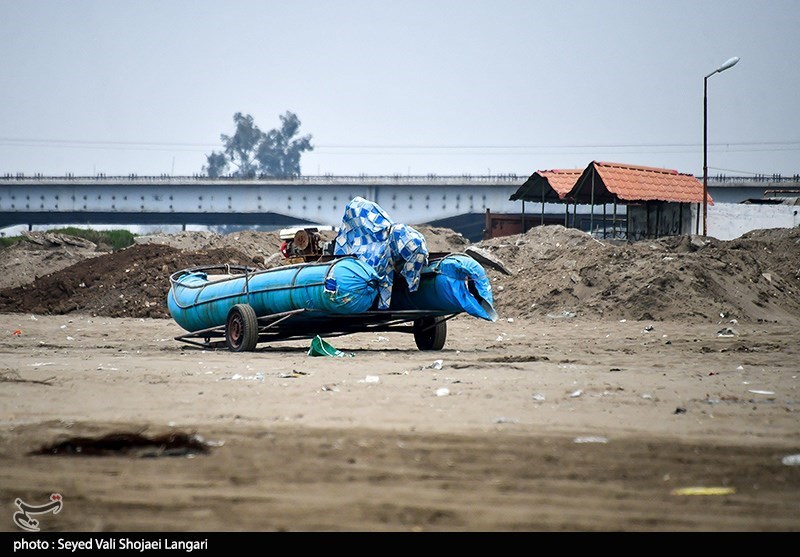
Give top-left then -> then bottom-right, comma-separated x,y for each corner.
388,254 -> 498,321
167,257 -> 380,332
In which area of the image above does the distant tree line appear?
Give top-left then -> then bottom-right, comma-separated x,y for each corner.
203,111 -> 313,178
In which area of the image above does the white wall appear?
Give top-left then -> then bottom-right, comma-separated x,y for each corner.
695,202 -> 800,240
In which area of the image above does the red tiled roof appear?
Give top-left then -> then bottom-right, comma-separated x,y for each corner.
588,161 -> 712,204
509,168 -> 582,201
538,169 -> 584,198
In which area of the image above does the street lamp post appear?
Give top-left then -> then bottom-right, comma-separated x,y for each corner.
703,56 -> 739,236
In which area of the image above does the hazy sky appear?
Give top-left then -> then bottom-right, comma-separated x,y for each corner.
1,0 -> 798,178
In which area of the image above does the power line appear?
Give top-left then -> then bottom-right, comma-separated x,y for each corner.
0,137 -> 800,149
1,137 -> 799,152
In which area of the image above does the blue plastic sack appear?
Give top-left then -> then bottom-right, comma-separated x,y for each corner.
389,254 -> 498,322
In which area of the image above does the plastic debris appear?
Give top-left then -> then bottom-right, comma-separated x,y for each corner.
230,373 -> 265,381
531,393 -> 546,402
569,389 -> 583,398
425,359 -> 443,370
671,487 -> 736,496
781,454 -> 800,466
717,327 -> 736,337
547,310 -> 576,319
278,371 -> 307,379
573,436 -> 608,444
307,335 -> 354,358
748,389 -> 775,395
360,375 -> 380,384
494,417 -> 519,424
12,329 -> 22,336
435,387 -> 450,397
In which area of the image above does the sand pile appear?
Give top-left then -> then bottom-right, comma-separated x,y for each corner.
477,225 -> 800,324
1,224 -> 797,324
0,231 -> 110,290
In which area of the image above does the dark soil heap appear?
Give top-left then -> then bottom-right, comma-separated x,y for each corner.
0,244 -> 252,319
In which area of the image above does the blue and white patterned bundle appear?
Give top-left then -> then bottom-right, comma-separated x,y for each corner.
333,197 -> 429,309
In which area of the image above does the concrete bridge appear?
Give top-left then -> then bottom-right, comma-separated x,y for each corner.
1,174 -> 798,241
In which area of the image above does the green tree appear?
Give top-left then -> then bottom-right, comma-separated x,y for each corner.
203,111 -> 313,178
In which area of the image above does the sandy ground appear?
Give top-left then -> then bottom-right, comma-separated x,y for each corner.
1,311 -> 799,532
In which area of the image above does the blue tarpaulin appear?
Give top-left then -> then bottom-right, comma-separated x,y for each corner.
333,197 -> 429,309
389,254 -> 498,322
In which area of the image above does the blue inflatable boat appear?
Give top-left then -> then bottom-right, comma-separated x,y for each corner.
167,256 -> 380,333
166,252 -> 497,352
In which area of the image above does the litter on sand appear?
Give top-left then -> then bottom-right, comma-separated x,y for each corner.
307,335 -> 354,358
573,436 -> 608,444
781,454 -> 800,466
671,486 -> 736,496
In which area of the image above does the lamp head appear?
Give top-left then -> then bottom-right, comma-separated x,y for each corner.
716,57 -> 740,73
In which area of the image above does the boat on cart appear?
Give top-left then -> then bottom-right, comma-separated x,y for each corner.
167,252 -> 496,352
167,197 -> 497,352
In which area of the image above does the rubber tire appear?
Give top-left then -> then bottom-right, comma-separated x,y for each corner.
225,304 -> 259,352
413,316 -> 447,351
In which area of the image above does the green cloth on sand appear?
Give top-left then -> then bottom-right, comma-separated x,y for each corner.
307,335 -> 354,357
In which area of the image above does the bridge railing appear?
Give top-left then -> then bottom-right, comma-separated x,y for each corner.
0,173 -> 524,184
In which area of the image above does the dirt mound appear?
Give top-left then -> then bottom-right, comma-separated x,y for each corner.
412,225 -> 470,253
479,225 -> 800,324
134,229 -> 289,256
135,226 -> 467,259
0,224 -> 465,292
0,244 -> 252,319
0,231 -> 110,290
2,224 -> 798,325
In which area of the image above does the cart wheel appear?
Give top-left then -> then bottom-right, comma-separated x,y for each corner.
413,316 -> 447,351
226,304 -> 259,352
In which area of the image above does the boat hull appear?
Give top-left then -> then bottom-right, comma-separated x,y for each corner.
167,257 -> 380,333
